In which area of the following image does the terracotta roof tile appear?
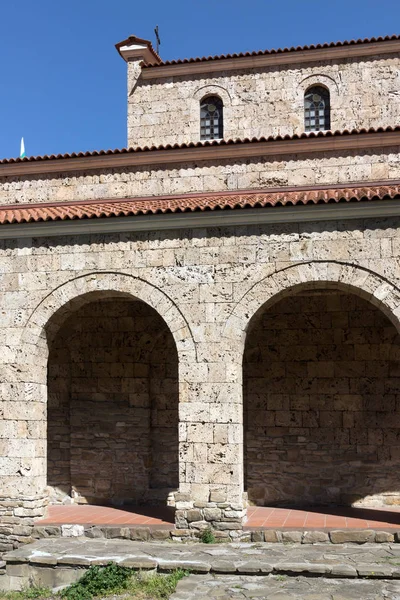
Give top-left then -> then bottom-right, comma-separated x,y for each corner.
0,126 -> 399,165
1,184 -> 399,225
143,34 -> 400,67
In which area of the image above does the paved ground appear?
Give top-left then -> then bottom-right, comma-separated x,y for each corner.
35,504 -> 400,530
246,505 -> 400,529
171,574 -> 400,599
36,505 -> 174,527
5,539 -> 400,578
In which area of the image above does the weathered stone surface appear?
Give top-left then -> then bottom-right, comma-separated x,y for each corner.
5,536 -> 400,593
330,564 -> 358,577
357,564 -> 393,577
32,526 -> 61,539
60,525 -> 84,538
264,530 -> 281,543
251,531 -> 264,542
203,508 -> 222,522
1,37 -> 400,546
375,531 -> 395,543
281,532 -> 303,544
119,558 -> 157,569
105,527 -> 130,540
149,530 -> 171,541
302,531 -> 329,544
170,574 -> 400,600
84,527 -> 105,539
186,509 -> 202,523
330,530 -> 376,544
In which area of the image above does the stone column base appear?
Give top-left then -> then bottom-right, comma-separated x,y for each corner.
0,496 -> 48,553
174,491 -> 246,540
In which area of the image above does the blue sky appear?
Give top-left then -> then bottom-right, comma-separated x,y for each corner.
0,0 -> 398,159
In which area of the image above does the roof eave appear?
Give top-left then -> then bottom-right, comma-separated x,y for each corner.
0,129 -> 399,177
141,38 -> 400,78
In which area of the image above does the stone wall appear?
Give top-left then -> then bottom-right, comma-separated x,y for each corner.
244,290 -> 400,507
128,54 -> 400,146
47,297 -> 179,505
0,148 -> 400,206
1,216 -> 400,542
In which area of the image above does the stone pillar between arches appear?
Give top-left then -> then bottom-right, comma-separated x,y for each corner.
0,375 -> 48,552
173,355 -> 247,539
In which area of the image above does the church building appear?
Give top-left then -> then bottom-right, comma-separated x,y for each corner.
0,33 -> 400,548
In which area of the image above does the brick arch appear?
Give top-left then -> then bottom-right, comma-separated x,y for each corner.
224,261 -> 400,348
21,271 -> 196,383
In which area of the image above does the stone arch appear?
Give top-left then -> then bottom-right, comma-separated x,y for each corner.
238,261 -> 400,507
225,261 -> 400,349
193,84 -> 232,105
189,85 -> 232,142
294,74 -> 339,133
21,271 -> 197,383
299,73 -> 339,95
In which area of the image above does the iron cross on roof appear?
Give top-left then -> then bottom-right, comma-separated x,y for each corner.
154,25 -> 161,54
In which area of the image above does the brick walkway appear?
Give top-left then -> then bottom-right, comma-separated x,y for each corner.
35,504 -> 400,530
245,505 -> 400,529
36,504 -> 174,527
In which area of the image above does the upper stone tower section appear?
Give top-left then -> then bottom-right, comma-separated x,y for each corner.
116,34 -> 400,149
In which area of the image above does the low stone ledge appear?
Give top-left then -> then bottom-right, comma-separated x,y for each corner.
274,563 -> 332,576
32,526 -> 61,539
281,531 -> 303,543
210,561 -> 237,574
302,531 -> 330,544
330,530 -> 376,544
375,532 -> 395,543
29,556 -> 58,566
357,565 -> 394,578
118,558 -> 157,569
247,529 -> 400,544
330,564 -> 358,577
236,562 -> 271,574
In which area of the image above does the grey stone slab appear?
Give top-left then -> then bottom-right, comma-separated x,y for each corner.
4,537 -> 400,585
171,574 -> 400,600
356,564 -> 394,577
330,564 -> 358,577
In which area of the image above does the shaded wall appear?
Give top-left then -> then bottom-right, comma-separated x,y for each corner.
244,290 -> 400,507
47,297 -> 179,505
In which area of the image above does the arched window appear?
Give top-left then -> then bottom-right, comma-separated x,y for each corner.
304,86 -> 330,132
200,96 -> 223,140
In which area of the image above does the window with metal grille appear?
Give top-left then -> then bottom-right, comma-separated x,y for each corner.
304,86 -> 331,132
200,96 -> 223,140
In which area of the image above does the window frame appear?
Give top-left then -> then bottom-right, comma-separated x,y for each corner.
200,95 -> 224,141
304,85 -> 331,132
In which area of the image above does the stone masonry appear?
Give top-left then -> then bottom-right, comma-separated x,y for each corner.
244,290 -> 400,507
127,55 -> 400,147
1,34 -> 400,550
47,297 -> 179,506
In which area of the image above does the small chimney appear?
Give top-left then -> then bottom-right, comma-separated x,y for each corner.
115,35 -> 161,64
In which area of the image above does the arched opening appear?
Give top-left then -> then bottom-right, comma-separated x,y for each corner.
200,95 -> 223,140
46,292 -> 179,506
304,85 -> 330,131
243,286 -> 400,508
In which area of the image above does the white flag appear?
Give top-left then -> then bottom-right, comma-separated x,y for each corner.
20,137 -> 26,159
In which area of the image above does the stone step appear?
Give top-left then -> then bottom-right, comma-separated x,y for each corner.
2,538 -> 400,591
31,523 -> 400,544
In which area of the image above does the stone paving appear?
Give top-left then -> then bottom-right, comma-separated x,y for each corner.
170,574 -> 400,600
5,538 -> 400,578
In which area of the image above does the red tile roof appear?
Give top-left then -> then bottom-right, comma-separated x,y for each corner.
143,34 -> 400,67
1,184 -> 399,225
1,126 -> 399,165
